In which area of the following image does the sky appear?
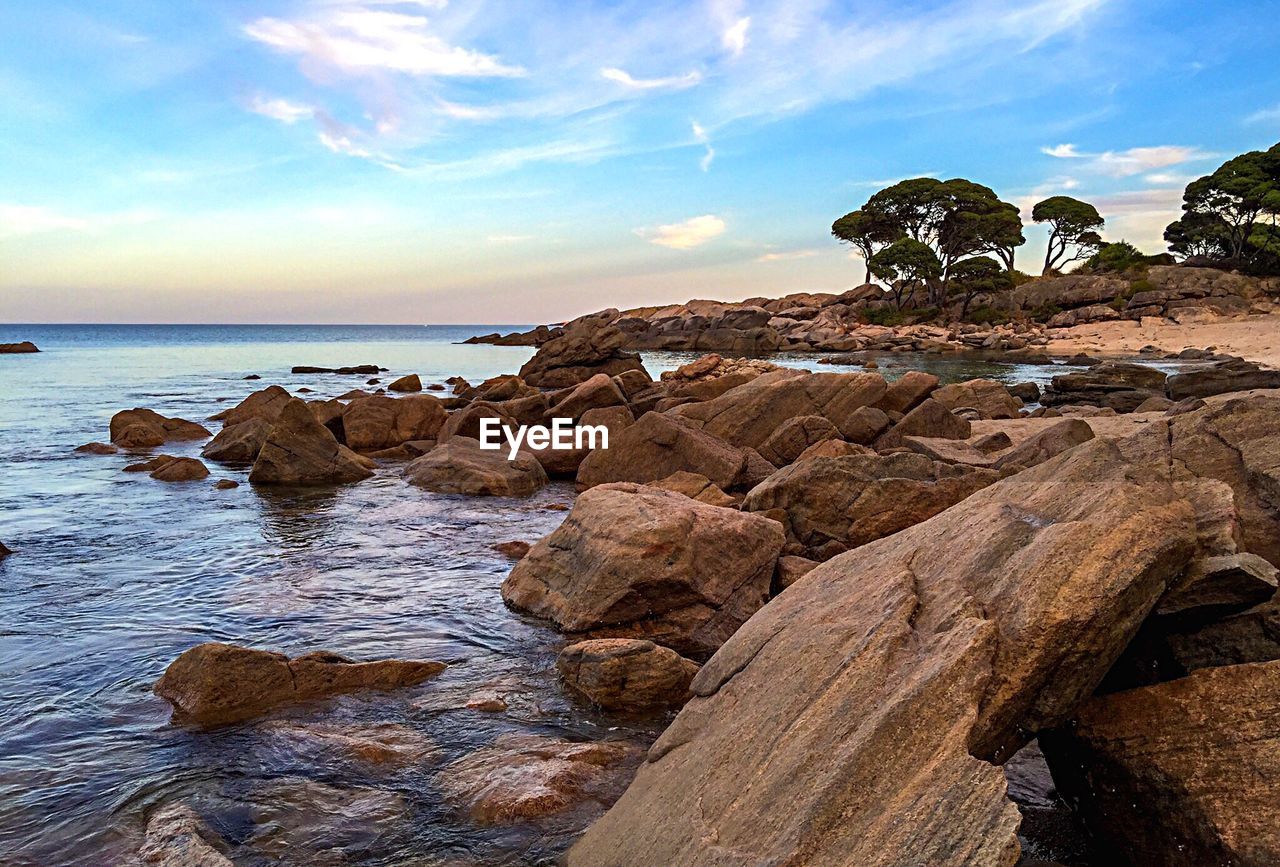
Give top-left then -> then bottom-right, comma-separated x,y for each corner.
1,0 -> 1279,324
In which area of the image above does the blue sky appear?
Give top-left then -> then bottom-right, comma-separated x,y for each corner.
1,0 -> 1279,323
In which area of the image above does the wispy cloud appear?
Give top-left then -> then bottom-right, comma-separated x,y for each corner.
636,214 -> 726,249
600,67 -> 702,91
692,121 -> 715,171
0,203 -> 157,238
757,248 -> 818,262
1244,104 -> 1280,125
1042,143 -> 1213,177
248,95 -> 313,124
722,17 -> 751,56
243,7 -> 525,78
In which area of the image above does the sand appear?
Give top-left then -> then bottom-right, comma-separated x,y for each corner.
1043,312 -> 1280,368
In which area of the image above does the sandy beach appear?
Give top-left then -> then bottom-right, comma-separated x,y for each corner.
1045,312 -> 1280,367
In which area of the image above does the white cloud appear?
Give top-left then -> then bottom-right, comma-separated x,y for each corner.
636,214 -> 726,249
248,95 -> 313,124
0,203 -> 157,238
1144,172 -> 1195,186
1042,143 -> 1212,177
1244,104 -> 1280,125
692,120 -> 715,171
600,67 -> 702,90
722,16 -> 751,56
487,234 -> 534,243
757,248 -> 818,262
243,8 -> 524,78
318,131 -> 371,158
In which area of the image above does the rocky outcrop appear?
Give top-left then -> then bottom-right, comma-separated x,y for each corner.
387,373 -> 421,392
756,415 -> 841,466
1167,359 -> 1280,400
502,483 -> 785,657
208,386 -> 292,427
403,436 -> 547,496
342,394 -> 446,452
518,323 -> 647,388
202,417 -> 271,463
873,397 -> 972,449
547,373 -> 627,421
0,341 -> 39,353
671,370 -> 889,450
557,639 -> 700,712
1041,362 -> 1168,412
110,409 -> 211,448
931,379 -> 1023,420
153,642 -> 446,726
568,434 -> 1199,867
438,734 -> 640,824
576,411 -> 765,492
1042,660 -> 1280,866
742,452 -> 998,560
248,398 -> 374,485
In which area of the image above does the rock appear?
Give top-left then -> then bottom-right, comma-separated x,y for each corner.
243,374 -> 260,380
1167,359 -> 1280,400
207,385 -> 292,427
795,438 -> 874,461
518,324 -> 647,388
388,373 -> 422,392
465,690 -> 509,712
124,455 -> 181,473
364,440 -> 436,461
0,541 -> 10,558
1166,396 -> 1208,416
426,383 -> 445,391
404,437 -> 547,496
201,417 -> 271,463
1008,382 -> 1041,404
213,479 -> 239,490
651,471 -> 736,508
502,483 -> 785,657
874,370 -> 939,414
244,778 -> 404,858
873,398 -> 972,449
493,540 -> 531,559
139,803 -> 232,867
291,364 -> 382,375
671,370 -> 888,450
1134,395 -> 1175,412
992,418 -> 1095,471
1162,597 -> 1280,672
548,373 -> 627,421
529,404 -> 635,477
153,642 -> 446,727
1154,553 -> 1279,627
0,341 -> 39,353
742,453 -> 998,560
773,554 -> 819,591
1042,362 -> 1167,411
75,442 -> 118,455
110,408 -> 211,448
438,734 -> 640,824
757,415 -> 842,466
439,403 -> 517,442
932,379 -> 1023,420
577,411 -> 762,493
900,436 -> 1000,469
257,720 -> 436,768
342,394 -> 446,452
1042,660 -> 1280,867
150,457 -> 210,482
248,398 -> 375,485
568,436 -> 1197,867
557,639 -> 700,712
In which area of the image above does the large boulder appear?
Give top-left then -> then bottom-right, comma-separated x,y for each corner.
557,639 -> 700,712
1042,361 -> 1168,412
439,403 -> 517,441
387,373 -> 422,392
208,385 -> 292,427
873,397 -> 973,450
756,415 -> 841,466
110,408 -> 211,448
1042,660 -> 1280,866
248,398 -> 374,485
742,452 -> 998,560
529,405 -> 634,477
341,394 -> 446,452
991,418 -> 1095,471
153,642 -> 446,726
502,483 -> 785,657
670,370 -> 889,450
577,411 -> 763,492
548,373 -> 627,422
518,323 -> 647,387
566,437 -> 1199,867
403,436 -> 547,496
1166,359 -> 1280,400
931,379 -> 1023,420
201,417 -> 271,463
874,370 -> 939,415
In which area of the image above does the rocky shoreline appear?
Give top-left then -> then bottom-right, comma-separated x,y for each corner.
23,296 -> 1280,864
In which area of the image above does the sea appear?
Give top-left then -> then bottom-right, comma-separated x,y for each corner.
0,323 -> 1121,865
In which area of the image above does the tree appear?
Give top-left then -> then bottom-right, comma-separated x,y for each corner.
868,238 -> 943,310
1178,143 -> 1280,267
948,256 -> 1013,317
1032,196 -> 1105,274
1164,211 -> 1230,260
831,209 -> 902,284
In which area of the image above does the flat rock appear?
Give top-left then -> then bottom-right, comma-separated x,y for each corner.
1167,359 -> 1280,400
75,441 -> 118,455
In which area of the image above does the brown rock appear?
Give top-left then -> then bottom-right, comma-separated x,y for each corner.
773,554 -> 819,591
153,642 -> 446,726
439,404 -> 517,442
208,385 -> 292,427
795,438 -> 874,461
757,415 -> 841,466
501,483 -> 785,657
201,417 -> 271,463
1167,359 -> 1280,401
493,540 -> 531,559
651,471 -> 736,508
1042,661 -> 1280,867
75,441 -> 118,455
568,437 -> 1197,867
992,418 -> 1095,471
530,404 -> 635,477
139,803 -> 232,867
438,734 -> 640,824
213,479 -> 239,490
342,394 -> 446,452
0,541 -> 10,558
388,373 -> 422,392
548,373 -> 627,421
124,454 -> 180,473
110,408 -> 211,448
404,436 -> 547,496
874,397 -> 971,449
557,639 -> 700,712
576,411 -> 759,492
932,379 -> 1023,420
150,457 -> 210,482
742,452 -> 998,560
874,370 -> 939,414
1154,553 -> 1278,626
249,398 -> 374,485
0,341 -> 39,353
518,324 -> 647,388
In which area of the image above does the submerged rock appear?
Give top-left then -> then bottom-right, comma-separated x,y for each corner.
404,437 -> 548,496
438,734 -> 640,824
139,803 -> 232,867
248,398 -> 374,486
154,641 -> 446,726
557,639 -> 699,713
257,720 -> 436,768
150,457 -> 210,482
110,408 -> 211,448
75,441 -> 118,455
493,540 -> 531,559
502,483 -> 784,657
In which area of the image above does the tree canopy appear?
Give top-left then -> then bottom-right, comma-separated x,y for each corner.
867,238 -> 943,309
948,255 -> 1013,315
831,209 -> 902,284
1032,196 -> 1105,274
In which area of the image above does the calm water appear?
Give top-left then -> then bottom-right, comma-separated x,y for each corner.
0,324 -> 1117,865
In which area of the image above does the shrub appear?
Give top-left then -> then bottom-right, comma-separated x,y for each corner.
967,305 -> 1009,325
862,307 -> 909,327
